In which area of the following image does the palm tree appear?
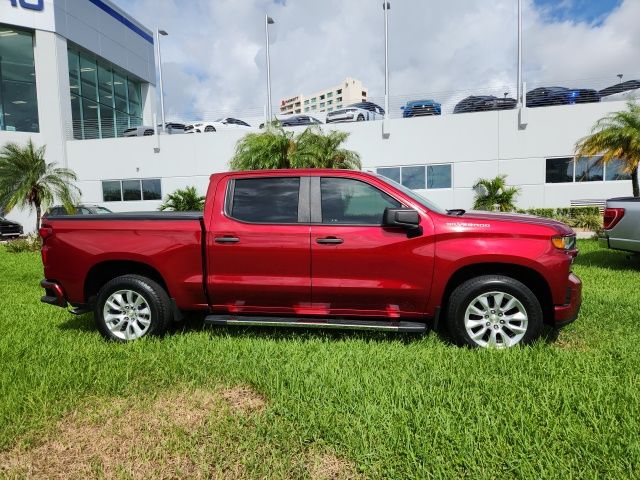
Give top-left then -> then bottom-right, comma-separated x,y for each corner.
574,101 -> 640,197
0,140 -> 80,230
159,186 -> 205,211
230,124 -> 361,170
473,175 -> 520,212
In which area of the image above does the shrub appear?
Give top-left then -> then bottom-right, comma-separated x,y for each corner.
4,234 -> 41,253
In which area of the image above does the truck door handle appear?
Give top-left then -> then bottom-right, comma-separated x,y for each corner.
316,237 -> 344,245
215,236 -> 239,244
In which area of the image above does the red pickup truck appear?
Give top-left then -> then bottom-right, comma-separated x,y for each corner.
39,169 -> 581,348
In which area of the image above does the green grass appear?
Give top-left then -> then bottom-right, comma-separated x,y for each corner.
1,240 -> 639,478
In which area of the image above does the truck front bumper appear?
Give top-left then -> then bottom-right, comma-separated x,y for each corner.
553,273 -> 582,327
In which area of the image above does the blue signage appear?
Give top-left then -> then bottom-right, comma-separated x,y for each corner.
8,0 -> 44,11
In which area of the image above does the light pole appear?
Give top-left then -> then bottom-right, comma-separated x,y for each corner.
156,28 -> 168,133
617,74 -> 624,83
265,15 -> 275,124
383,1 -> 390,120
516,0 -> 523,106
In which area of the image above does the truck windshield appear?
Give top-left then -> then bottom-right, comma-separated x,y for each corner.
374,174 -> 447,215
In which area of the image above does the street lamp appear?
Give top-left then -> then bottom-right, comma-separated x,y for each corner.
156,28 -> 168,133
383,1 -> 390,120
517,0 -> 523,106
617,73 -> 624,83
265,15 -> 275,124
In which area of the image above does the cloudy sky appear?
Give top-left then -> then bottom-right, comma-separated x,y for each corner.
112,0 -> 639,120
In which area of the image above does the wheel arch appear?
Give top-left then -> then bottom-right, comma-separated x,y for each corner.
440,262 -> 554,324
84,260 -> 170,305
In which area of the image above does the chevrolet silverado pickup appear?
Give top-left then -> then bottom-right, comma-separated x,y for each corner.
600,197 -> 640,254
39,169 -> 582,348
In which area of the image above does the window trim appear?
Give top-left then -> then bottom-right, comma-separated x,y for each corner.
311,176 -> 404,227
223,176 -> 309,225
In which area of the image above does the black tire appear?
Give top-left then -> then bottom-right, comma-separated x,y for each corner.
446,275 -> 543,348
94,274 -> 173,342
204,125 -> 216,132
356,114 -> 365,121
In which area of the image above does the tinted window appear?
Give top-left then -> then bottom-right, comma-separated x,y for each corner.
320,178 -> 401,225
142,179 -> 162,200
605,158 -> 632,181
122,180 -> 142,201
230,177 -> 300,223
575,157 -> 603,182
102,181 -> 122,202
546,158 -> 573,183
427,164 -> 452,189
401,166 -> 425,189
377,167 -> 400,184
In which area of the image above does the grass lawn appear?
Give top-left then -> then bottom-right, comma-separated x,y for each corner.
1,239 -> 639,478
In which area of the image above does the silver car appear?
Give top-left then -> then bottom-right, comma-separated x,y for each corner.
325,102 -> 385,124
600,197 -> 640,253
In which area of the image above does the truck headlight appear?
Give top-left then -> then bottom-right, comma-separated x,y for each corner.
552,235 -> 577,250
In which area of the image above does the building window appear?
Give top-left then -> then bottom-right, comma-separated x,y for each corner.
327,100 -> 333,105
575,156 -> 603,182
336,97 -> 342,102
605,158 -> 632,181
427,164 -> 452,189
311,97 -> 317,103
336,104 -> 342,109
377,167 -> 401,184
327,107 -> 333,112
546,158 -> 574,183
320,94 -> 325,100
69,48 -> 143,139
304,107 -> 309,112
320,102 -> 325,107
362,91 -> 367,96
337,89 -> 342,95
311,105 -> 316,110
0,26 -> 39,133
304,99 -> 309,105
327,92 -> 333,98
102,179 -> 162,202
401,166 -> 426,189
376,164 -> 453,190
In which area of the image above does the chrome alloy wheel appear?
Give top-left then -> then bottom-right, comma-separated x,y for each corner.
103,289 -> 152,341
464,291 -> 528,348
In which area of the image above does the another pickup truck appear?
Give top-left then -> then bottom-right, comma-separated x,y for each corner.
600,197 -> 640,254
39,169 -> 582,348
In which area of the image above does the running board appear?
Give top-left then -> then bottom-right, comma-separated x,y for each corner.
204,315 -> 427,333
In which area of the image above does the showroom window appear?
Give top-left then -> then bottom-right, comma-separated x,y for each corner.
69,48 -> 143,139
546,156 -> 630,183
102,179 -> 162,202
0,25 -> 39,133
376,164 -> 452,190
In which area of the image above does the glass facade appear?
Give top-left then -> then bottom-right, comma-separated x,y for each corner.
0,25 -> 38,132
69,48 -> 143,139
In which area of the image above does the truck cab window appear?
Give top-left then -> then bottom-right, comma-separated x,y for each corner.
230,177 -> 300,223
320,177 -> 400,225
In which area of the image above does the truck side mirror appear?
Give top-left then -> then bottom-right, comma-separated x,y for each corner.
383,208 -> 423,237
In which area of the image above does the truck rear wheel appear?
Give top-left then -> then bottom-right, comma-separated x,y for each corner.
446,275 -> 543,348
94,275 -> 172,342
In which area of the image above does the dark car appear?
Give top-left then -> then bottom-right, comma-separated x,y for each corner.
599,80 -> 640,102
401,99 -> 441,117
453,96 -> 517,114
281,115 -> 323,127
526,87 -> 600,108
0,216 -> 23,238
44,204 -> 113,218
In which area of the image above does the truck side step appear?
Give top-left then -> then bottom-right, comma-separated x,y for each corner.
204,315 -> 427,333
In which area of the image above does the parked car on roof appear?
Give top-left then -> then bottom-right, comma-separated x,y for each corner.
281,115 -> 323,127
325,102 -> 385,123
44,204 -> 113,218
0,216 -> 23,238
401,100 -> 441,117
526,87 -> 600,107
123,126 -> 155,137
187,118 -> 252,133
453,96 -> 517,114
157,123 -> 186,134
599,80 -> 640,103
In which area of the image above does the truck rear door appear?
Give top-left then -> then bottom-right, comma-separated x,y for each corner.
207,174 -> 311,314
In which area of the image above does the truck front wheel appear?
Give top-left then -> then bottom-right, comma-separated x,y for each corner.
446,275 -> 543,348
94,275 -> 172,342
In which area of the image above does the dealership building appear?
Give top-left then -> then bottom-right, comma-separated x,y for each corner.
0,0 -> 635,233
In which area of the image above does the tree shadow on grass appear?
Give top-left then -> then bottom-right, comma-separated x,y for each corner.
575,249 -> 640,272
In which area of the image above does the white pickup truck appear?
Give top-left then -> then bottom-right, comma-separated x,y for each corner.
600,197 -> 640,254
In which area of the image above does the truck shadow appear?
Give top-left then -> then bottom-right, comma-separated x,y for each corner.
575,249 -> 639,271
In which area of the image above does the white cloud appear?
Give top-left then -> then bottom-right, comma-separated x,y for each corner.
113,0 -> 640,121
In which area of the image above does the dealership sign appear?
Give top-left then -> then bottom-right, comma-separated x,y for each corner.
8,0 -> 44,11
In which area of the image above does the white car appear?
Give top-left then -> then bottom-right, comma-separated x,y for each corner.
599,80 -> 640,102
123,126 -> 155,137
325,102 -> 385,124
187,117 -> 252,133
